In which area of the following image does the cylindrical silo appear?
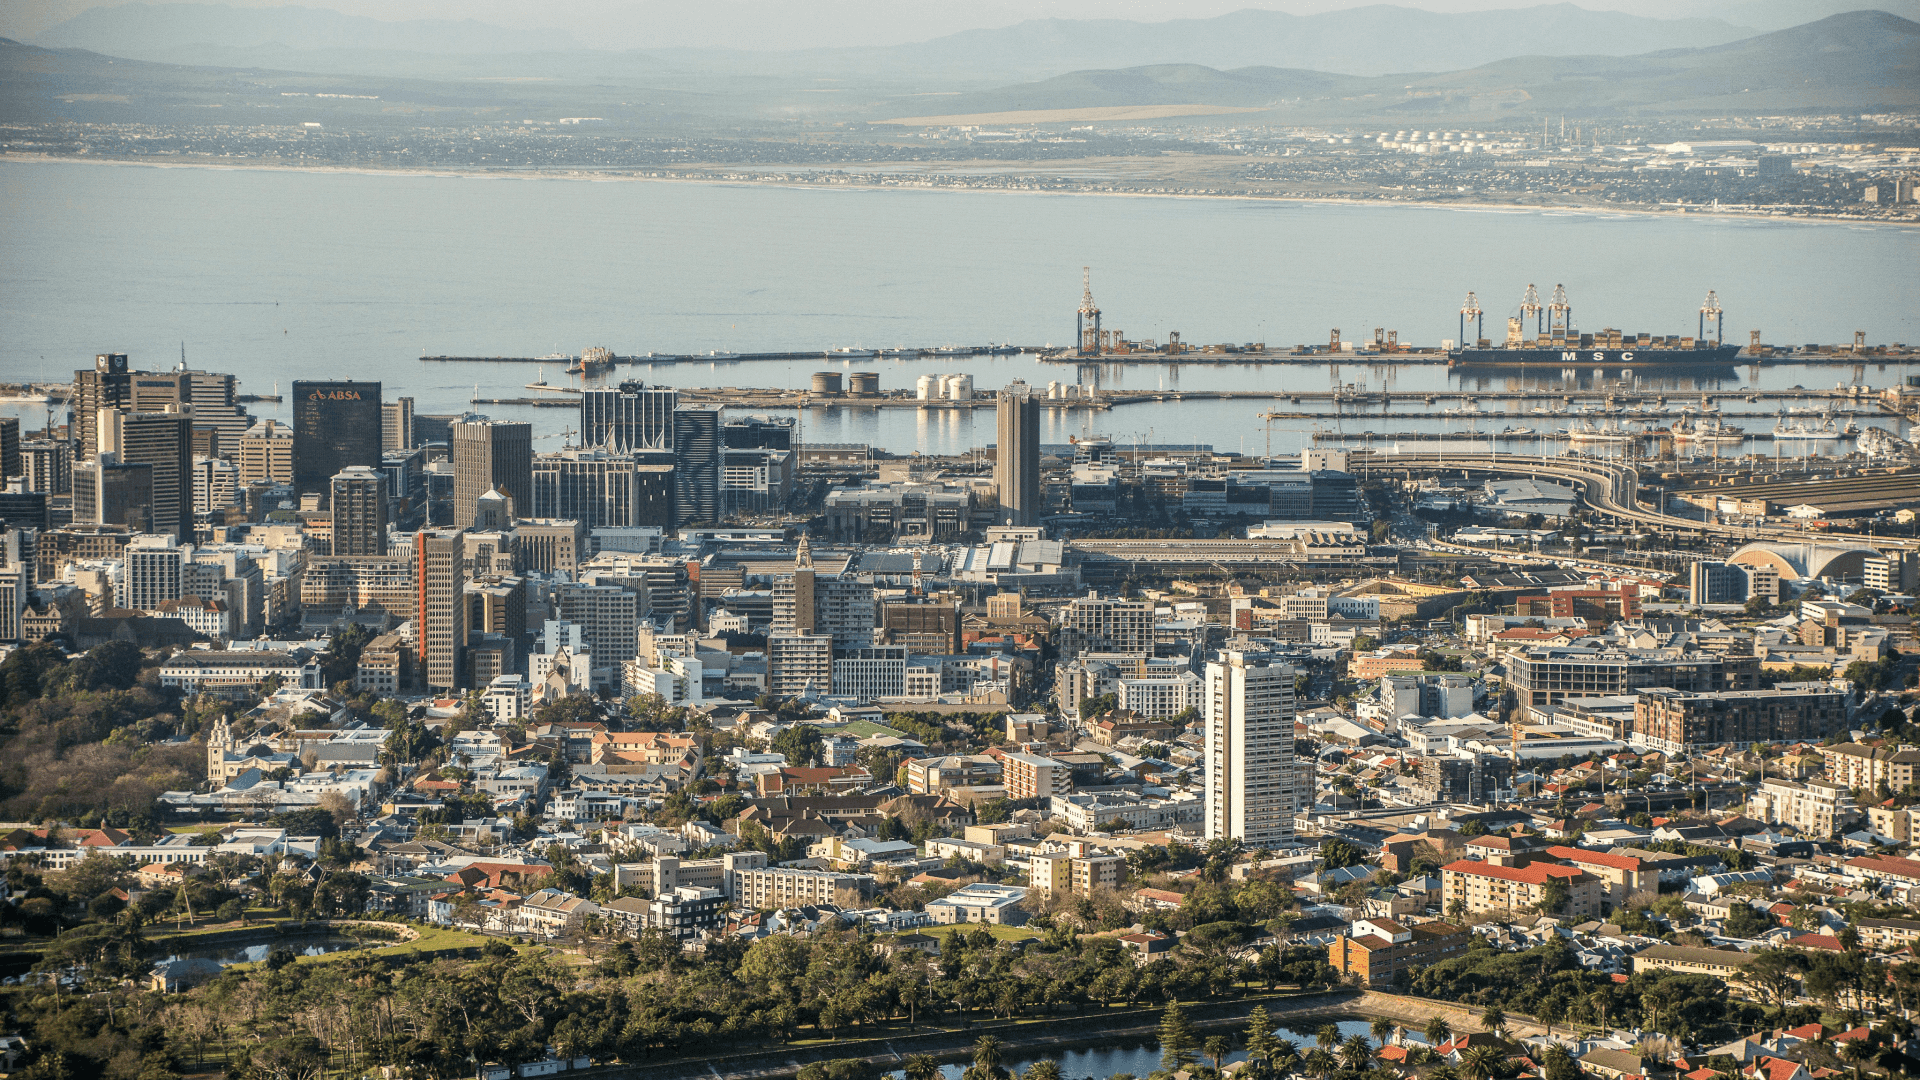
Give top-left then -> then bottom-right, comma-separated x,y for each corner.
916,374 -> 936,400
849,372 -> 879,397
810,371 -> 842,396
946,373 -> 973,400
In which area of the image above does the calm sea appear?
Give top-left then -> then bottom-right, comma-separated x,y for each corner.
3,161 -> 1915,456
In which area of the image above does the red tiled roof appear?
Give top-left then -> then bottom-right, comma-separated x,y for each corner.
1846,855 -> 1920,880
1783,1024 -> 1826,1040
1546,845 -> 1642,871
1442,858 -> 1587,885
1784,934 -> 1844,952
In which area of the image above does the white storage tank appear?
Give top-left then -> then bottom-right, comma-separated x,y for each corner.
916,374 -> 936,400
946,373 -> 973,400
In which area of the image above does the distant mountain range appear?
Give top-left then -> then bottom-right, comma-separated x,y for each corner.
881,11 -> 1920,122
33,2 -> 1760,81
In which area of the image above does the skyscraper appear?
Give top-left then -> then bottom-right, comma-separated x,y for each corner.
416,528 -> 468,691
73,353 -> 131,460
0,417 -> 18,481
530,448 -> 675,530
995,381 -> 1041,527
73,455 -> 153,533
292,380 -> 382,498
672,408 -> 721,527
383,397 -> 415,453
1205,651 -> 1300,850
330,466 -> 389,556
237,419 -> 294,485
451,419 -> 533,529
20,440 -> 72,495
581,380 -> 677,453
101,408 -> 193,542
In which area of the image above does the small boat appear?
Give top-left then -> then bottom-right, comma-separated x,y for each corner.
537,351 -> 571,362
704,351 -> 740,360
828,348 -> 876,359
1772,410 -> 1852,441
1567,418 -> 1636,445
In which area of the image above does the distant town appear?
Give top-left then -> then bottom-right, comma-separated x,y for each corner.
7,113 -> 1918,222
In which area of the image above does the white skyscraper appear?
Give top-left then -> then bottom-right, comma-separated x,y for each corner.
1205,651 -> 1301,850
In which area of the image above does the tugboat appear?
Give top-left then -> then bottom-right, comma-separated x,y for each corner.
1448,286 -> 1743,368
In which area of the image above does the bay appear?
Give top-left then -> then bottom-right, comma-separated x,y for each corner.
2,161 -> 1915,456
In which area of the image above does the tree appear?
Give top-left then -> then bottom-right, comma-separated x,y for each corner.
903,1056 -> 940,1080
1536,879 -> 1571,916
971,1036 -> 1006,1080
1543,1045 -> 1583,1080
1246,1007 -> 1279,1066
1320,838 -> 1365,870
1024,1063 -> 1062,1080
1370,1017 -> 1395,1044
1480,1007 -> 1506,1038
1160,1004 -> 1199,1071
1316,1025 -> 1341,1052
1340,1036 -> 1374,1072
1460,1045 -> 1502,1080
1269,1041 -> 1299,1080
1206,1036 -> 1235,1072
771,724 -> 824,766
1302,1049 -> 1335,1080
1841,1037 -> 1877,1080
1424,1017 -> 1453,1047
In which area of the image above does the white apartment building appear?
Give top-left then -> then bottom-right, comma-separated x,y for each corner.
1205,651 -> 1301,850
1749,777 -> 1854,838
125,539 -> 187,611
833,646 -> 908,700
1119,670 -> 1203,718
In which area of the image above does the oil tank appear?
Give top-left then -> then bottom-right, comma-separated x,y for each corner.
916,374 -> 936,400
810,371 -> 842,396
849,372 -> 879,397
945,373 -> 973,400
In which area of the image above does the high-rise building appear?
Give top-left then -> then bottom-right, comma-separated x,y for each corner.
723,415 -> 795,450
125,539 -> 188,612
330,466 -> 389,556
73,353 -> 132,460
101,409 -> 193,543
581,380 -> 677,453
767,632 -> 833,698
1057,593 -> 1154,657
451,419 -> 533,529
292,380 -> 382,498
1205,651 -> 1301,850
415,528 -> 468,692
20,440 -> 72,495
383,397 -> 415,453
73,455 -> 153,533
0,493 -> 48,533
673,409 -> 721,527
531,449 -> 676,530
995,381 -> 1041,527
237,419 -> 294,485
0,417 -> 18,481
191,456 -> 239,516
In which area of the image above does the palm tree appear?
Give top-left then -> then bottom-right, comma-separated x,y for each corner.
1460,1045 -> 1502,1080
1424,1017 -> 1453,1047
904,1056 -> 940,1080
1370,1017 -> 1396,1045
1270,1041 -> 1299,1079
1303,1048 -> 1336,1080
1480,1006 -> 1507,1039
973,1036 -> 1004,1076
1206,1037 -> 1235,1072
1841,1038 -> 1877,1080
1023,1061 -> 1063,1080
1316,1025 -> 1342,1052
1341,1035 -> 1375,1072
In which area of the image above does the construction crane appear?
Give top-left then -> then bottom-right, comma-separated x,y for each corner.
1548,283 -> 1572,340
1076,267 -> 1102,356
1519,283 -> 1543,337
1698,290 -> 1724,345
1458,291 -> 1483,347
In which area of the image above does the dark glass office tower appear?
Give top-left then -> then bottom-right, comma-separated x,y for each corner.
672,408 -> 720,527
74,353 -> 132,460
292,380 -> 382,498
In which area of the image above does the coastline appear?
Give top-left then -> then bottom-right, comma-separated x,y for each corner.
6,151 -> 1917,230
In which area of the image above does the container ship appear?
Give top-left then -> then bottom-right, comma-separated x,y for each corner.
1447,285 -> 1742,369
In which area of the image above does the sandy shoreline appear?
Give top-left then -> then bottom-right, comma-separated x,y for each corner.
5,151 -> 1917,229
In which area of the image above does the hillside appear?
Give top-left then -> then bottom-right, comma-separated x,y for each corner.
883,10 -> 1920,124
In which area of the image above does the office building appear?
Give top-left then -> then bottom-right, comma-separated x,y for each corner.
0,418 -> 16,481
555,581 -> 641,671
451,419 -> 532,529
1508,646 -> 1760,717
1633,686 -> 1847,755
20,439 -> 72,495
673,408 -> 721,527
292,380 -> 382,497
1205,651 -> 1300,850
125,540 -> 187,611
73,455 -> 153,533
300,557 -> 414,625
1058,593 -> 1154,657
531,449 -> 676,530
721,448 -> 794,516
237,419 -> 294,486
190,456 -> 239,517
383,397 -> 415,453
0,492 -> 48,534
102,409 -> 193,542
723,415 -> 795,450
767,632 -> 833,697
415,529 -> 468,692
73,353 -> 132,460
519,519 -> 585,575
1380,673 -> 1476,721
1328,919 -> 1472,988
581,381 -> 677,453
994,381 -> 1041,527
330,466 -> 389,556
833,646 -> 908,700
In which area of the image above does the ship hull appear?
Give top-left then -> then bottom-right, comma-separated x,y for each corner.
1449,343 -> 1743,368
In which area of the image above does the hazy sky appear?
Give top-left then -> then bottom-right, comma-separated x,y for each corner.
0,0 -> 1836,49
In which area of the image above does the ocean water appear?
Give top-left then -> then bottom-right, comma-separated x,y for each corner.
2,161 -> 1915,455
